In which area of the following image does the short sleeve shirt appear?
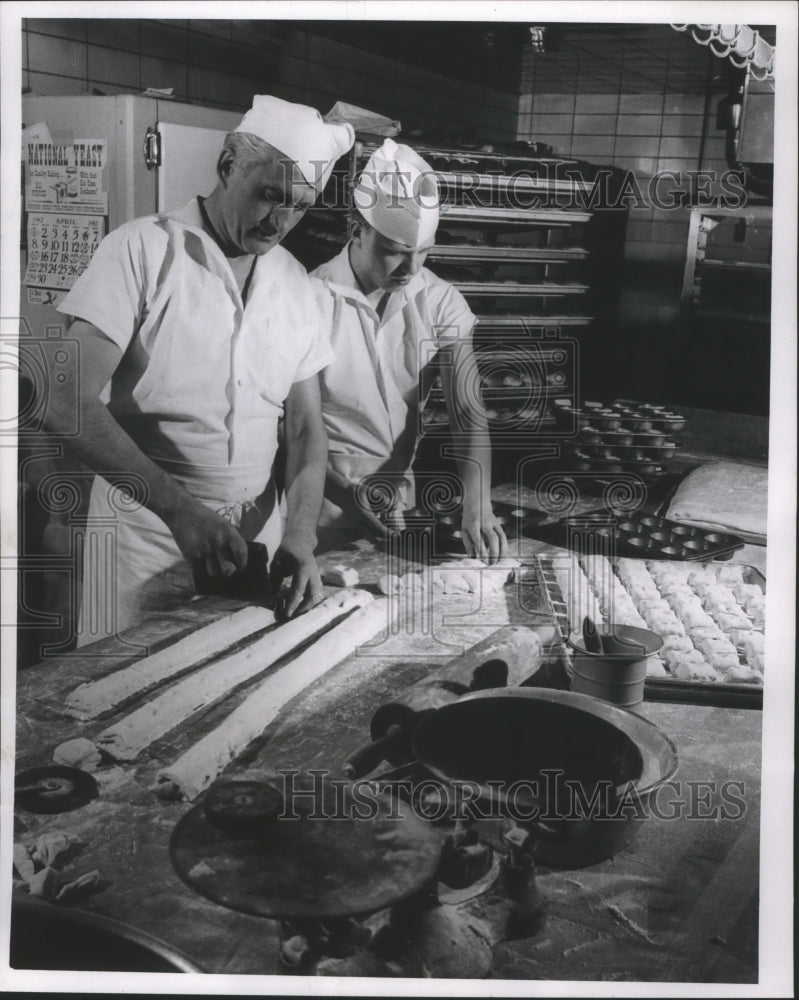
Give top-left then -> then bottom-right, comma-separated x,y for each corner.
59,198 -> 334,501
312,244 -> 475,466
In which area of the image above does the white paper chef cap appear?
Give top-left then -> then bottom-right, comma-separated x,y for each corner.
353,138 -> 440,248
234,95 -> 354,188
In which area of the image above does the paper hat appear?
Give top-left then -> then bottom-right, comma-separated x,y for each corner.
234,95 -> 355,188
353,138 -> 440,248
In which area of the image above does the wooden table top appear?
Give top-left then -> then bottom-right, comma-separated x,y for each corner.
10,538 -> 762,984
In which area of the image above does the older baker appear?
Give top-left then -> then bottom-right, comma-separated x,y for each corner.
49,96 -> 354,643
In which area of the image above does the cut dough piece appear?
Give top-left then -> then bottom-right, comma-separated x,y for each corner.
64,604 -> 277,720
155,598 -> 396,802
673,658 -> 718,682
712,610 -> 753,631
321,564 -> 360,587
377,574 -> 405,596
733,583 -> 762,602
705,650 -> 741,671
456,569 -> 482,593
660,634 -> 693,654
646,657 -> 669,678
433,558 -> 519,596
724,663 -> 763,684
31,832 -> 73,867
53,737 -> 102,771
429,569 -> 471,595
742,632 -> 765,660
95,589 -> 373,761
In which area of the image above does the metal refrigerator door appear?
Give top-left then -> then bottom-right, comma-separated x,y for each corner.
155,103 -> 240,213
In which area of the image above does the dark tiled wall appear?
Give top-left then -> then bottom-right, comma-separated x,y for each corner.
517,90 -> 737,266
21,18 -> 520,141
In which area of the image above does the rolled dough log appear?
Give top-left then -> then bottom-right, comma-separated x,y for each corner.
94,589 -> 372,761
64,605 -> 278,720
154,597 -> 396,802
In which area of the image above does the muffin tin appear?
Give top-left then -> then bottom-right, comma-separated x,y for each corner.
526,509 -> 745,561
551,398 -> 687,481
398,502 -> 544,556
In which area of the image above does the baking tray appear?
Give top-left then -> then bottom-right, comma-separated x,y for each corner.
453,281 -> 589,296
553,400 -> 687,434
430,245 -> 588,262
553,455 -> 672,481
474,314 -> 594,327
524,509 -> 745,562
399,501 -> 547,556
536,554 -> 765,709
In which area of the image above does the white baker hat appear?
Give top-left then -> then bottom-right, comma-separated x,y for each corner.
234,95 -> 355,188
353,138 -> 440,248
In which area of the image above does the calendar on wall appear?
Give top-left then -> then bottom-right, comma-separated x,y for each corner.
23,212 -> 105,296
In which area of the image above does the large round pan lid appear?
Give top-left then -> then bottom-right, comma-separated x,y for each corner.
170,772 -> 442,921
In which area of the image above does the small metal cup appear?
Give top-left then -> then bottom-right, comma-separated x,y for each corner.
568,625 -> 664,708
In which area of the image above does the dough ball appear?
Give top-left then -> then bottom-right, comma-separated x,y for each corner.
53,737 -> 102,771
713,610 -> 753,631
660,634 -> 694,653
646,656 -> 669,678
321,564 -> 360,587
742,632 -> 765,660
673,658 -> 718,682
717,565 -> 745,586
724,663 -> 763,684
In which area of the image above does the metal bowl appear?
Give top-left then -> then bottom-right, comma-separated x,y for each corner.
412,688 -> 678,868
10,897 -> 204,972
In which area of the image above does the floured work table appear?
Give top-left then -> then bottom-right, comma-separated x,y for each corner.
11,535 -> 761,984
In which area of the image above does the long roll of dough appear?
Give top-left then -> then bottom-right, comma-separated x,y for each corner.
154,597 -> 395,802
65,605 -> 278,721
95,589 -> 373,761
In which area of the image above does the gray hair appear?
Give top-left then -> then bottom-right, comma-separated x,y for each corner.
218,131 -> 279,178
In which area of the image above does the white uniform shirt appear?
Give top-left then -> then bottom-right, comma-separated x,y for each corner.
59,198 -> 334,503
312,244 -> 475,484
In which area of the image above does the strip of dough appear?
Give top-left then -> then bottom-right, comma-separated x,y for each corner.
154,597 -> 395,802
65,605 -> 278,721
95,589 -> 372,761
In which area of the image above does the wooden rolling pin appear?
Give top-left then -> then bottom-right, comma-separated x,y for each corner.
343,624 -> 555,777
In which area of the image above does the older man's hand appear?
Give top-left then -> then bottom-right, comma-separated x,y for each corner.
269,532 -> 324,618
167,501 -> 249,578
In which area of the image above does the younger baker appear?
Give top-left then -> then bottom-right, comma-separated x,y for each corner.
312,138 -> 507,562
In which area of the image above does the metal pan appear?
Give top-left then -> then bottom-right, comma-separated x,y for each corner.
411,687 -> 678,868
